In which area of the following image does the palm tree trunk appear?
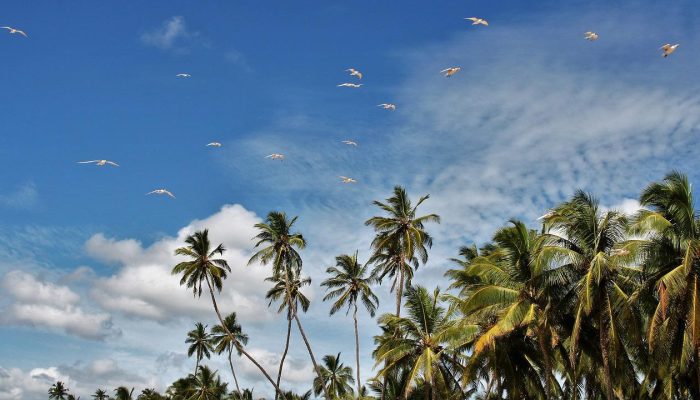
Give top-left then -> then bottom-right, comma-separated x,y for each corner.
396,265 -> 405,317
228,348 -> 241,394
485,371 -> 495,399
293,312 -> 331,400
538,325 -> 552,400
354,304 -> 362,399
194,358 -> 199,377
600,313 -> 614,400
275,316 -> 293,400
204,275 -> 286,398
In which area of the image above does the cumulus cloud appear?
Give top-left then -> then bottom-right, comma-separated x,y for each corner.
140,16 -> 198,52
0,271 -> 117,340
0,366 -> 70,400
0,182 -> 37,210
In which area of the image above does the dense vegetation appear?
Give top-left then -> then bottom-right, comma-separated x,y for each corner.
48,171 -> 700,399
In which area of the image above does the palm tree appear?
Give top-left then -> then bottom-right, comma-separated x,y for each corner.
137,388 -> 165,400
212,312 -> 248,394
365,186 -> 440,318
172,229 -> 285,397
541,191 -> 641,399
282,390 -> 312,400
92,389 -> 109,400
322,251 -> 379,396
632,171 -> 700,397
313,353 -> 355,399
67,395 -> 80,400
165,376 -> 195,400
189,365 -> 228,400
229,388 -> 254,400
249,211 -> 329,400
373,286 -> 464,400
49,381 -> 70,400
113,387 -> 134,400
187,322 -> 214,376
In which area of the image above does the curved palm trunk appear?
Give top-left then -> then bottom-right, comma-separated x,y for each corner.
599,312 -> 614,400
538,325 -> 552,400
228,348 -> 241,394
293,312 -> 331,399
383,264 -> 406,400
274,317 -> 293,400
353,304 -> 362,398
204,275 -> 286,398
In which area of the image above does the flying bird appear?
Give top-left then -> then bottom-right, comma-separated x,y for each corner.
339,176 -> 357,183
440,67 -> 461,77
464,17 -> 488,26
206,142 -> 222,147
77,160 -> 119,167
337,83 -> 362,88
584,31 -> 599,41
1,26 -> 28,37
660,44 -> 679,58
378,103 -> 396,111
266,153 -> 285,160
147,189 -> 176,199
346,68 -> 362,79
342,140 -> 358,146
176,73 -> 191,78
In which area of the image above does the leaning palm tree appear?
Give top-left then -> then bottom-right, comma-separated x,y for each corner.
249,211 -> 329,400
313,353 -> 355,399
92,389 -> 109,400
211,312 -> 248,394
365,186 -> 440,318
113,387 -> 134,400
49,381 -> 70,400
172,229 -> 284,398
186,322 -> 214,377
322,251 -> 379,395
189,365 -> 228,400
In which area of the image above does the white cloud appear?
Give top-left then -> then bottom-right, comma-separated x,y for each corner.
0,366 -> 69,400
140,16 -> 197,52
0,182 -> 37,210
0,271 -> 117,340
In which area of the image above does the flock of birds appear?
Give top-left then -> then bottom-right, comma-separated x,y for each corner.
3,16 -> 682,198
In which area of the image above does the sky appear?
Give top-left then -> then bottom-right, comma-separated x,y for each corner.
2,0 -> 700,398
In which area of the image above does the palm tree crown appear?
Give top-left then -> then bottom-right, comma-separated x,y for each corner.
313,353 -> 355,398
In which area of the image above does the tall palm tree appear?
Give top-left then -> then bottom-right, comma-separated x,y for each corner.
49,381 -> 70,400
137,388 -> 165,400
172,229 -> 284,398
211,312 -> 248,394
632,171 -> 700,397
373,286 -> 465,400
365,186 -> 440,318
92,389 -> 109,400
113,387 -> 134,400
313,353 -> 355,399
189,365 -> 228,400
322,251 -> 379,396
187,322 -> 214,377
249,211 -> 330,400
230,388 -> 254,400
541,191 -> 641,399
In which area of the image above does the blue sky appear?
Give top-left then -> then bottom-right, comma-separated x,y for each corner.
2,0 -> 700,398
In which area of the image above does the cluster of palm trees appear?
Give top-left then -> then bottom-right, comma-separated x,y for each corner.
48,171 -> 700,399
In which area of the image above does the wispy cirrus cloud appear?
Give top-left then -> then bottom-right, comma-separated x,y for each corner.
0,182 -> 37,210
140,16 -> 199,53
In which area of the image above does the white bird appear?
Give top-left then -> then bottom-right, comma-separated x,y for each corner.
538,211 -> 554,220
584,31 -> 599,41
378,103 -> 396,111
340,176 -> 357,183
440,67 -> 461,77
207,142 -> 222,147
337,83 -> 362,88
1,26 -> 28,37
660,44 -> 679,58
266,153 -> 285,160
176,73 -> 191,78
346,68 -> 362,79
464,17 -> 488,26
146,189 -> 176,199
78,160 -> 119,167
342,140 -> 358,146
611,248 -> 630,256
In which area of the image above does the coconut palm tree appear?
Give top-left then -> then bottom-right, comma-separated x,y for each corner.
172,229 -> 284,398
282,390 -> 312,400
165,376 -> 195,400
230,388 -> 254,400
540,191 -> 641,399
313,353 -> 355,399
49,381 -> 70,400
365,186 -> 440,318
211,312 -> 248,394
67,395 -> 80,400
249,211 -> 329,400
187,322 -> 214,377
113,387 -> 134,400
92,389 -> 109,400
322,251 -> 379,396
189,365 -> 228,400
137,388 -> 165,400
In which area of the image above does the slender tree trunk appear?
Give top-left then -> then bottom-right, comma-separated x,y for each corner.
353,304 -> 362,399
538,325 -> 552,400
204,275 -> 286,398
600,313 -> 614,400
194,357 -> 199,378
275,317 -> 293,400
294,312 -> 331,400
396,266 -> 405,317
228,348 -> 241,394
424,381 -> 430,400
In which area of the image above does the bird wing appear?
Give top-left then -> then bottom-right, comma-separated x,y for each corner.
146,190 -> 158,195
481,20 -> 489,25
166,191 -> 176,198
17,30 -> 27,37
77,160 -> 98,164
106,161 -> 119,166
465,17 -> 478,22
660,44 -> 671,50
